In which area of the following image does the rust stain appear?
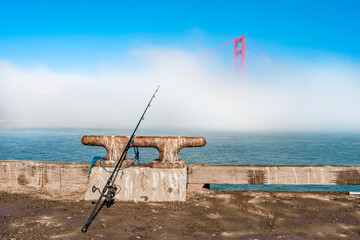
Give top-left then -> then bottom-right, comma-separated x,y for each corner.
336,170 -> 360,185
247,169 -> 266,184
43,167 -> 48,184
30,165 -> 37,176
17,173 -> 28,186
140,196 -> 148,201
80,166 -> 90,175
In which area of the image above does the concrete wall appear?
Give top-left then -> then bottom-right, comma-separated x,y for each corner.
0,160 -> 89,201
188,164 -> 360,191
0,160 -> 187,202
3,160 -> 360,201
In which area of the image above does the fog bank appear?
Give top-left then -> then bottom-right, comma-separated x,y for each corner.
1,47 -> 359,132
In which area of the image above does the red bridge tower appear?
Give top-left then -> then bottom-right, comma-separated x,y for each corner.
234,36 -> 246,76
208,35 -> 275,78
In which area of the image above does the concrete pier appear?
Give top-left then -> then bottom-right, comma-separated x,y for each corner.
1,135 -> 359,202
0,135 -> 206,202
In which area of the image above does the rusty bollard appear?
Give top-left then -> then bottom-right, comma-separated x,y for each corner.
81,136 -> 134,167
81,136 -> 206,168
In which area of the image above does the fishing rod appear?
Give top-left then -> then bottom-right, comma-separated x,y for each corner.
81,85 -> 160,233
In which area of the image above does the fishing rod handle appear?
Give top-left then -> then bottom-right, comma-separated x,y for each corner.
81,225 -> 89,233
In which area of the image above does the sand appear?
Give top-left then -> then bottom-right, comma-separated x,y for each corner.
1,190 -> 359,239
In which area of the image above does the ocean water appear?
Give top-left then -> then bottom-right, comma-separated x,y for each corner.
0,128 -> 359,192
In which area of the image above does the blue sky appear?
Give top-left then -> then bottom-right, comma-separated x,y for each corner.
0,0 -> 359,72
1,1 -> 360,130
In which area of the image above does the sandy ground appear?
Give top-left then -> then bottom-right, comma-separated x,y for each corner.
0,190 -> 359,240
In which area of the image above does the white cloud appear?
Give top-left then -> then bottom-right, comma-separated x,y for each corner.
0,47 -> 359,132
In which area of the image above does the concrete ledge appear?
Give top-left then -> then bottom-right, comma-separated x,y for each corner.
85,165 -> 187,202
3,160 -> 359,201
0,160 -> 89,201
188,164 -> 360,186
0,160 -> 187,202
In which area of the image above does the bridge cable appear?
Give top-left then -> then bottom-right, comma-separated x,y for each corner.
246,45 -> 260,56
245,37 -> 278,61
207,39 -> 235,55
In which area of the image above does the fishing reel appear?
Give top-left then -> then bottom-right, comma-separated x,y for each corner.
92,186 -> 100,194
105,185 -> 119,207
106,185 -> 117,202
91,184 -> 120,201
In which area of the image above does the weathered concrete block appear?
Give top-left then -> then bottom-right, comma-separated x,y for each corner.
188,164 -> 360,186
0,160 -> 89,201
84,165 -> 187,202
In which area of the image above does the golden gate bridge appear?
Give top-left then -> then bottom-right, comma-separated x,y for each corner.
209,36 -> 277,76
